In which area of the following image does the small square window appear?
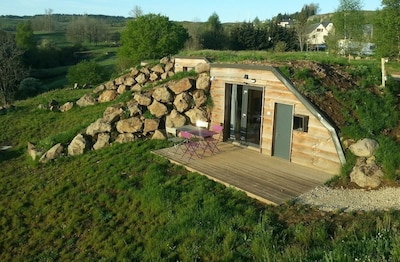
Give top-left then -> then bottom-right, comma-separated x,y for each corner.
293,115 -> 309,132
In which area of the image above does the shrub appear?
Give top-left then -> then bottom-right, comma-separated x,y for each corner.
375,136 -> 400,180
17,77 -> 44,99
66,60 -> 107,86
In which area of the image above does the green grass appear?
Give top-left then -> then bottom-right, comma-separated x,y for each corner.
1,88 -> 400,261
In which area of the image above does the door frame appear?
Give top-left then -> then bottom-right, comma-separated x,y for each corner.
224,83 -> 264,148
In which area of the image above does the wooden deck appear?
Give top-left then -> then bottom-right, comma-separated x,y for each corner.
153,142 -> 335,205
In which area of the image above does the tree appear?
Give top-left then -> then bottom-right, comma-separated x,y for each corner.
332,0 -> 366,55
66,15 -> 108,45
118,14 -> 189,67
129,5 -> 143,18
66,60 -> 107,86
293,3 -> 320,51
373,0 -> 400,59
15,21 -> 35,51
201,13 -> 226,50
0,31 -> 28,106
229,22 -> 270,50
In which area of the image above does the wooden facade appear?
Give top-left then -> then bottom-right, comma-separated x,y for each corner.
174,56 -> 210,72
174,58 -> 345,175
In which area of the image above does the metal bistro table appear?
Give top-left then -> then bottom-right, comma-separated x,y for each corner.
176,125 -> 218,156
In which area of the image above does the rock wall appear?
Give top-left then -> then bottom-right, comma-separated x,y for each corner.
36,57 -> 212,162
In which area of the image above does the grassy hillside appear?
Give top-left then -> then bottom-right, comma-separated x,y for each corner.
1,82 -> 400,261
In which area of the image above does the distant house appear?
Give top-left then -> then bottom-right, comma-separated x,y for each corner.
174,57 -> 346,175
307,22 -> 333,51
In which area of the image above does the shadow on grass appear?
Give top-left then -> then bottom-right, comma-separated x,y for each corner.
0,148 -> 23,163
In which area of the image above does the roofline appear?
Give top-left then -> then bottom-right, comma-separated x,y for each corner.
211,63 -> 346,165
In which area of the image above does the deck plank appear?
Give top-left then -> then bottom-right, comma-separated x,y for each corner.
153,142 -> 335,205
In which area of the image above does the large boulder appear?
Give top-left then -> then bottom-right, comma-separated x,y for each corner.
103,104 -> 124,123
143,119 -> 160,134
39,143 -> 64,163
152,86 -> 173,103
185,108 -> 208,124
135,73 -> 148,85
192,89 -> 207,107
173,92 -> 192,113
93,133 -> 110,150
68,134 -> 90,156
76,94 -> 97,107
195,63 -> 210,74
152,64 -> 165,74
169,78 -> 194,94
98,90 -> 118,103
126,100 -> 142,116
165,109 -> 187,128
124,76 -> 136,86
152,130 -> 167,140
86,118 -> 112,136
93,84 -> 106,94
349,138 -> 379,157
134,94 -> 152,106
148,100 -> 168,118
115,133 -> 137,143
196,73 -> 210,91
116,117 -> 143,133
60,102 -> 74,112
350,157 -> 384,189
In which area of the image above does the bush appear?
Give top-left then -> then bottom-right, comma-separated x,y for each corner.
16,77 -> 44,99
66,60 -> 107,86
375,136 -> 400,180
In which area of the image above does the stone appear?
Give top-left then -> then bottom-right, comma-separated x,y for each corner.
169,78 -> 194,94
93,133 -> 110,150
160,56 -> 170,64
350,157 -> 384,189
349,138 -> 379,157
152,86 -> 173,103
185,108 -> 208,124
126,100 -> 142,116
134,93 -> 152,106
115,133 -> 136,143
115,76 -> 125,85
117,84 -> 129,94
165,109 -> 187,128
131,83 -> 143,92
103,104 -> 124,123
93,84 -> 106,94
152,130 -> 167,140
124,76 -> 136,86
149,72 -> 159,82
140,67 -> 151,75
76,94 -> 97,107
86,118 -> 112,136
98,90 -> 118,103
116,117 -> 143,133
160,72 -> 169,80
39,143 -> 64,163
143,119 -> 159,134
173,92 -> 192,113
68,134 -> 89,156
105,80 -> 116,90
135,73 -> 148,84
164,62 -> 174,73
151,64 -> 165,74
196,73 -> 210,91
130,68 -> 139,77
148,100 -> 168,118
195,63 -> 210,74
60,102 -> 74,112
27,142 -> 43,160
192,89 -> 207,107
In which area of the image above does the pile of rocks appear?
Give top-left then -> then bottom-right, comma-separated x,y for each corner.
345,138 -> 384,189
30,57 -> 213,163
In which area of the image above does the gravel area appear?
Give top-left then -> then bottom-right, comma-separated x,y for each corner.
295,186 -> 400,212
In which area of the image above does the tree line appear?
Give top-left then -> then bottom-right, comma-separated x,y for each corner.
1,0 -> 400,106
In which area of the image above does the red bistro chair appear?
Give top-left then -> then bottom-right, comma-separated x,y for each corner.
203,124 -> 223,154
180,131 -> 201,160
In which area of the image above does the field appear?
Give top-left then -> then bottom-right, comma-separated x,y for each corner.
1,15 -> 400,260
1,77 -> 400,261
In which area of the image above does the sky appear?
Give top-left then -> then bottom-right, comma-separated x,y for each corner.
1,0 -> 382,23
